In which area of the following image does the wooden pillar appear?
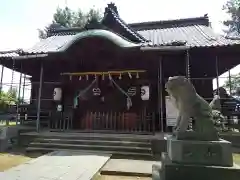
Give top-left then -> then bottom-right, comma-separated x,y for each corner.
17,64 -> 23,101
0,65 -> 4,91
215,56 -> 220,94
22,74 -> 26,101
158,56 -> 164,132
228,70 -> 232,95
36,61 -> 44,132
17,62 -> 23,124
185,49 -> 190,79
10,59 -> 15,90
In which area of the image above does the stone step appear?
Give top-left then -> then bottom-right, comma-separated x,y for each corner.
29,142 -> 152,154
33,138 -> 150,148
20,132 -> 152,143
25,147 -> 153,159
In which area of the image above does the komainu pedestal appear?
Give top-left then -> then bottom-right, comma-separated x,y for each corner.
152,135 -> 240,180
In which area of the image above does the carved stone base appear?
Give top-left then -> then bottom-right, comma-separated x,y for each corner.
152,153 -> 240,180
166,135 -> 233,166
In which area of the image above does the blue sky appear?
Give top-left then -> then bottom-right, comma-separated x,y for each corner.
0,0 -> 237,97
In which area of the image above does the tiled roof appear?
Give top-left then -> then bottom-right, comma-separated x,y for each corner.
23,29 -> 140,54
24,35 -> 75,54
47,27 -> 83,37
0,50 -> 20,58
129,16 -> 240,47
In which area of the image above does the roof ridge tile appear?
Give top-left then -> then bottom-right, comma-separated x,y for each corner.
129,16 -> 210,31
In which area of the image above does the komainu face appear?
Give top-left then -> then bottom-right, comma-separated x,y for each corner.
165,76 -> 195,99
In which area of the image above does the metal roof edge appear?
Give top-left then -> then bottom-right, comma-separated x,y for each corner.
140,46 -> 190,51
12,53 -> 48,60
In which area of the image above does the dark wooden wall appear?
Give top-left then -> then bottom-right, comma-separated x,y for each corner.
28,42 -> 240,131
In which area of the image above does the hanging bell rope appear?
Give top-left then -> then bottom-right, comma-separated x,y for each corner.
109,74 -> 132,110
76,79 -> 97,99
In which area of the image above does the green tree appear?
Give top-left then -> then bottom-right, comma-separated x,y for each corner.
223,0 -> 240,35
0,88 -> 18,112
38,7 -> 102,39
223,73 -> 240,95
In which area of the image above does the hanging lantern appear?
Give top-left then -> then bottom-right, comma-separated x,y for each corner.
136,72 -> 139,79
79,76 -> 82,80
102,74 -> 105,80
119,73 -> 122,80
95,74 -> 97,79
53,87 -> 62,101
86,75 -> 89,80
69,75 -> 72,81
141,86 -> 150,101
108,73 -> 112,80
128,72 -> 132,79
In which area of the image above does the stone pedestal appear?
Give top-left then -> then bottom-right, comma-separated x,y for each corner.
152,135 -> 240,180
167,136 -> 233,166
0,126 -> 19,152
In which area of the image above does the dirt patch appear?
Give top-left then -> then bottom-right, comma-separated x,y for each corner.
0,153 -> 32,171
0,148 -> 43,172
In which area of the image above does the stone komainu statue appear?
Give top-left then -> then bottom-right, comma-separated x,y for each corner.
165,76 -> 218,135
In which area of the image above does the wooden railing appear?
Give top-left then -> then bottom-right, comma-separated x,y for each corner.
79,111 -> 155,133
49,110 -> 155,133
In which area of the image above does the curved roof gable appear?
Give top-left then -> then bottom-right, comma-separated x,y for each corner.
23,29 -> 140,54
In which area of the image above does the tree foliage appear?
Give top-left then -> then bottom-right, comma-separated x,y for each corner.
223,0 -> 240,35
38,7 -> 102,39
0,88 -> 18,112
223,73 -> 240,96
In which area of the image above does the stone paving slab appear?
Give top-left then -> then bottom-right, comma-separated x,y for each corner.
0,150 -> 111,180
101,159 -> 161,176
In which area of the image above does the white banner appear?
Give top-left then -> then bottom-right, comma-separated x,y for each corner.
165,96 -> 179,127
